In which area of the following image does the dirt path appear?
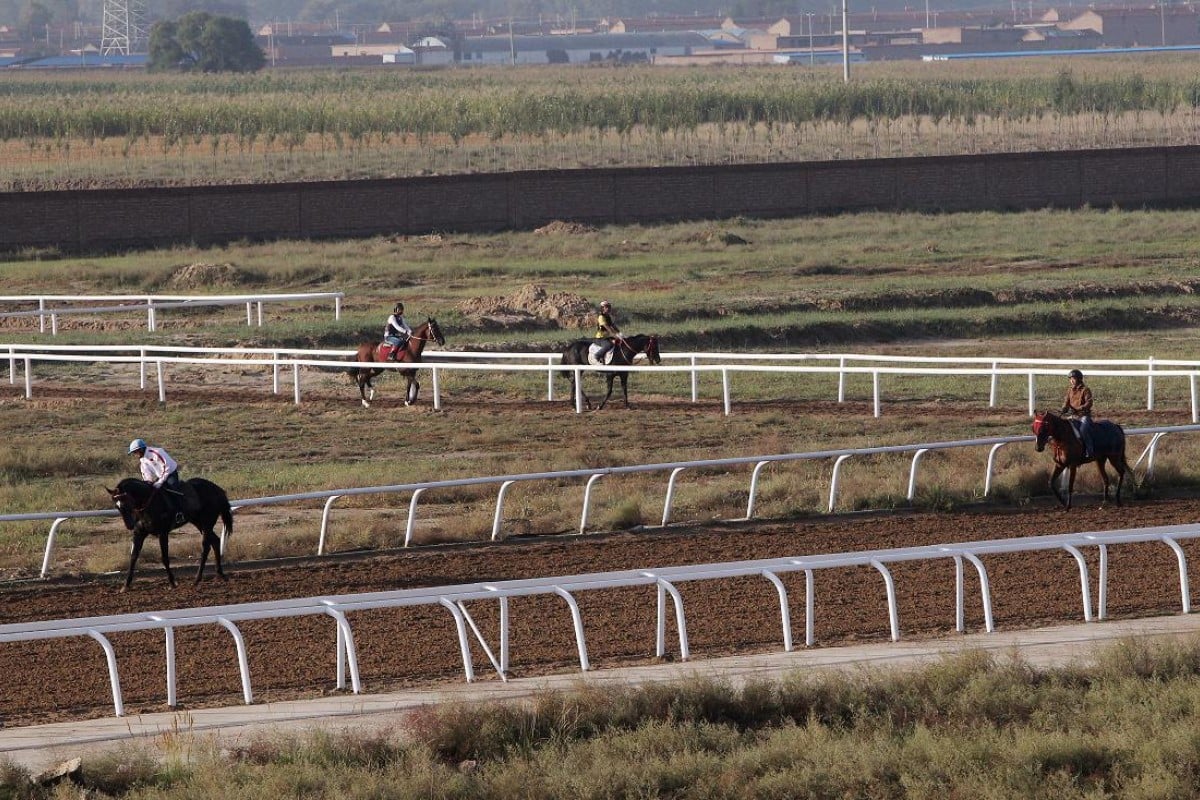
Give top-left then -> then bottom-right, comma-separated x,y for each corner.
4,499 -> 1200,728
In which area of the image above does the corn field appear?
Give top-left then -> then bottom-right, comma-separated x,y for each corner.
4,57 -> 1200,190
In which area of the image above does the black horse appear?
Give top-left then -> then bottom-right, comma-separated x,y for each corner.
560,334 -> 662,410
1032,410 -> 1133,509
107,477 -> 233,589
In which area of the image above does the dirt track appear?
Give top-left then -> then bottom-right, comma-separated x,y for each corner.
4,498 -> 1200,728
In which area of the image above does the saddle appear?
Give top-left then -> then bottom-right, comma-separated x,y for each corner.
587,342 -> 615,366
377,342 -> 403,361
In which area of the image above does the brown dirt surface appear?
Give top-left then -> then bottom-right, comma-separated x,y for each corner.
457,283 -> 594,331
165,263 -> 248,290
4,498 -> 1200,728
533,220 -> 598,236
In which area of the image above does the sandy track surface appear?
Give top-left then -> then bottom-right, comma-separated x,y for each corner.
4,499 -> 1200,728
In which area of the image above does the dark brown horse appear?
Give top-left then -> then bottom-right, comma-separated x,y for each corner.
560,333 -> 662,410
107,477 -> 233,590
1032,410 -> 1133,509
349,318 -> 445,408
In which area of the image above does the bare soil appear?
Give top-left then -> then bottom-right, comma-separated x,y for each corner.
4,499 -> 1200,729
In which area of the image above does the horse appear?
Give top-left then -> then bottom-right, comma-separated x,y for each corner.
107,476 -> 234,590
349,318 -> 446,408
1032,410 -> 1133,510
560,333 -> 661,410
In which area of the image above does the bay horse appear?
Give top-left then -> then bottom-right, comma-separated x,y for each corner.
560,333 -> 662,410
349,318 -> 445,408
107,477 -> 233,590
1032,410 -> 1133,509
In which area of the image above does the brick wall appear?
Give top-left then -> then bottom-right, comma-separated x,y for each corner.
2,146 -> 1198,252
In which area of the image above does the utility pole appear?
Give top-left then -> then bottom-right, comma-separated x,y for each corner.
806,11 -> 814,64
841,0 -> 849,82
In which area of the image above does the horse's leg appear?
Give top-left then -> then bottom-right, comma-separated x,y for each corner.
619,372 -> 630,408
1066,466 -> 1078,510
597,374 -> 616,410
1049,464 -> 1067,507
123,532 -> 147,590
158,531 -> 176,588
404,371 -> 420,405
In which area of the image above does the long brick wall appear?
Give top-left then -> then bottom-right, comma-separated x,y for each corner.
4,145 -> 1200,252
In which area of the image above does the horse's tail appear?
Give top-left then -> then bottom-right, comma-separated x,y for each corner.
220,496 -> 234,541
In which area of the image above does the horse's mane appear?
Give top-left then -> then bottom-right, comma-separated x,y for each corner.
116,477 -> 154,496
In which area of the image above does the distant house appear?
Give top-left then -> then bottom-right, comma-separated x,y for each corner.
382,46 -> 415,64
1060,8 -> 1200,47
459,31 -> 708,65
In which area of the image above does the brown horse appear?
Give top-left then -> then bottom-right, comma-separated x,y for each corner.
349,318 -> 445,408
1032,410 -> 1133,509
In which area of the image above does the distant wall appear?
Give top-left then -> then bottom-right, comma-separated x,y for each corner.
4,145 -> 1200,252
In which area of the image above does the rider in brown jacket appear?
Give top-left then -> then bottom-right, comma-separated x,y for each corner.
1061,368 -> 1094,458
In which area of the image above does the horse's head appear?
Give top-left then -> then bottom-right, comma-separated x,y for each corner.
1032,411 -> 1054,452
643,335 -> 661,365
426,317 -> 446,347
107,483 -> 142,531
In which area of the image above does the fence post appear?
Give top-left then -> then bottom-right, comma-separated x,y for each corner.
432,367 -> 442,410
662,467 -> 686,526
334,295 -> 342,321
828,454 -> 852,512
1147,356 -> 1155,411
293,361 -> 301,405
580,473 -> 603,534
156,360 -> 166,403
989,361 -> 999,407
873,371 -> 881,418
147,298 -> 156,332
691,356 -> 699,403
906,448 -> 929,501
40,517 -> 68,578
838,357 -> 846,402
1027,372 -> 1036,417
984,442 -> 1008,496
546,356 -> 555,401
722,369 -> 731,416
23,356 -> 31,398
38,297 -> 46,333
1192,374 -> 1198,423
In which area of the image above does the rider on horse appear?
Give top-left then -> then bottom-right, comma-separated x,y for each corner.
592,300 -> 622,365
1061,369 -> 1095,458
383,301 -> 412,362
128,438 -> 197,526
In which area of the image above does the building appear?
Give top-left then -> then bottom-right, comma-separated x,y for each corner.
1060,8 -> 1200,47
458,31 -> 709,65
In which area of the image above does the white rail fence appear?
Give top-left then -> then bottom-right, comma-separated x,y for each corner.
4,519 -> 1199,717
7,344 -> 1200,418
12,423 -> 1200,580
0,293 -> 344,334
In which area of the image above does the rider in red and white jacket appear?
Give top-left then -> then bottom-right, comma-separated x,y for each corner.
128,438 -> 188,525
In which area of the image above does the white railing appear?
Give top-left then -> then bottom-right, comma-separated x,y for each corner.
14,423 -> 1200,579
6,343 -> 1200,417
5,518 -> 1199,717
0,293 -> 343,334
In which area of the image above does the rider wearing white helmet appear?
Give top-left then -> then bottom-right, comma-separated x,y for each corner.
128,438 -> 189,525
593,299 -> 622,364
383,301 -> 412,362
1061,369 -> 1095,458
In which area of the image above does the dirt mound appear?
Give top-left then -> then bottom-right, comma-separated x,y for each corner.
533,220 -> 598,236
166,263 -> 246,290
688,228 -> 750,246
458,284 -> 594,331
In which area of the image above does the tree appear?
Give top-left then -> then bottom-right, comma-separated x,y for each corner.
147,11 -> 265,72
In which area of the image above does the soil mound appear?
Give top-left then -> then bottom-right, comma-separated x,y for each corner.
458,284 -> 593,331
167,263 -> 246,290
533,220 -> 598,236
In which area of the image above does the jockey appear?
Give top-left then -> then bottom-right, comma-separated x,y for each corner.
593,300 -> 622,365
383,302 -> 412,362
128,438 -> 190,525
1061,369 -> 1094,458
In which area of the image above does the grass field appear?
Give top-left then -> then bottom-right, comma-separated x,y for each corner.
5,55 -> 1200,189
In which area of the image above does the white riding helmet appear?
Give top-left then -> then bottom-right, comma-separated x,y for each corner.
128,438 -> 147,455
600,300 -> 611,309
